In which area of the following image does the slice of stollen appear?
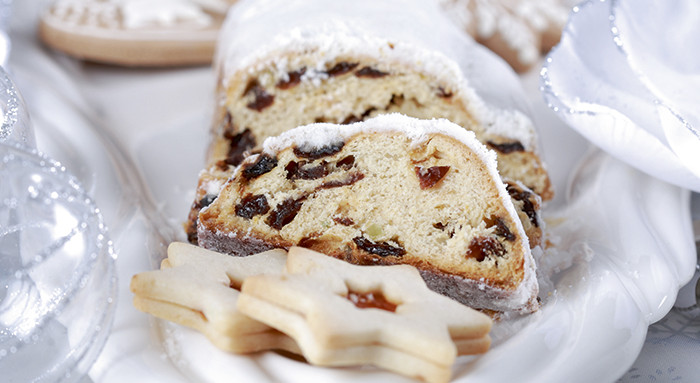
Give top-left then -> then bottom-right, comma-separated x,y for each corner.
199,114 -> 539,313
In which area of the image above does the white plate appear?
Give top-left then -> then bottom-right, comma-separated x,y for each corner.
8,1 -> 698,381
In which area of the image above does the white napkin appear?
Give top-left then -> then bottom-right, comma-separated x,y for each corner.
541,0 -> 700,192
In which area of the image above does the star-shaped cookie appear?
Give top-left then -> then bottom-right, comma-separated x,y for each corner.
237,246 -> 492,383
130,242 -> 299,354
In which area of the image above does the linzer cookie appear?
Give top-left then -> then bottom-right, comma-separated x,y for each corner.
185,0 -> 553,244
237,246 -> 493,383
129,242 -> 299,354
38,0 -> 229,67
438,0 -> 570,72
198,114 -> 540,313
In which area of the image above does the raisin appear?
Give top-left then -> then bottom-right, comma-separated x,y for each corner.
241,154 -> 278,180
466,236 -> 505,262
326,61 -> 359,77
333,216 -> 355,226
346,291 -> 397,312
506,183 -> 539,227
298,236 -> 319,248
352,236 -> 406,257
293,142 -> 345,159
487,141 -> 525,154
197,194 -> 217,209
243,80 -> 274,111
317,172 -> 365,189
276,67 -> 306,90
437,87 -> 453,98
341,115 -> 362,124
235,194 -> 270,219
415,166 -> 450,189
266,195 -> 307,230
223,129 -> 257,167
285,160 -> 329,180
355,67 -> 389,78
336,155 -> 355,169
484,216 -> 516,241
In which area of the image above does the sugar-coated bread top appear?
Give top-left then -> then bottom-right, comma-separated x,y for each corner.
216,0 -> 538,150
262,113 -> 494,165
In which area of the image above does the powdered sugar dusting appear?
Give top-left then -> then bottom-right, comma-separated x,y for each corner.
217,0 -> 538,150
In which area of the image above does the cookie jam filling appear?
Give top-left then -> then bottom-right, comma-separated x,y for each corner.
346,290 -> 398,312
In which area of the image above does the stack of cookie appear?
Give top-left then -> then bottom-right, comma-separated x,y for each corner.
131,243 -> 493,383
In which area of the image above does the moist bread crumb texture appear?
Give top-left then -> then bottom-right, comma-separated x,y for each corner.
198,115 -> 539,313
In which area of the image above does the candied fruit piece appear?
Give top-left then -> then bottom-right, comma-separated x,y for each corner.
415,165 -> 450,189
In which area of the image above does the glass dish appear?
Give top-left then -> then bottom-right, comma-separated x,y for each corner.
0,68 -> 117,382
